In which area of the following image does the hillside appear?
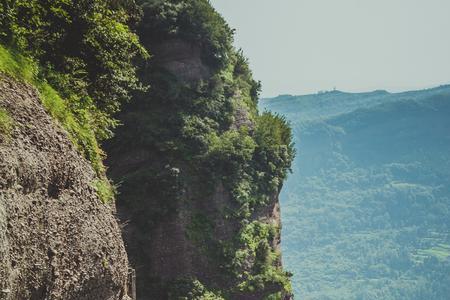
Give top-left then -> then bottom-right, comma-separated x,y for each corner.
261,87 -> 450,299
0,1 -> 294,299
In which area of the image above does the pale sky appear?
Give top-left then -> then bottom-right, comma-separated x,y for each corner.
210,0 -> 450,97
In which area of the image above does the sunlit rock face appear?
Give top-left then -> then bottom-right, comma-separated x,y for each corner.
0,75 -> 130,300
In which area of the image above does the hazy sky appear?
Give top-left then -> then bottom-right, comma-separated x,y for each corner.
210,0 -> 450,97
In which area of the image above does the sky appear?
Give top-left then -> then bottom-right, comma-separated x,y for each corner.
210,0 -> 450,97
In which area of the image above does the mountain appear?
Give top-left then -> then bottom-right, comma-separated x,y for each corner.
0,1 -> 293,299
261,87 -> 450,299
104,1 -> 294,298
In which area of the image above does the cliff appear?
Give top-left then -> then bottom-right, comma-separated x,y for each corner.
0,1 -> 294,299
104,1 -> 294,299
0,74 -> 130,300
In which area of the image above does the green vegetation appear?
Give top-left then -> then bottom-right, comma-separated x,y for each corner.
0,108 -> 13,136
0,44 -> 36,82
262,87 -> 450,299
93,179 -> 116,204
138,0 -> 234,68
0,0 -> 149,208
417,244 -> 450,262
0,0 -> 294,297
168,278 -> 225,300
232,221 -> 292,295
106,0 -> 294,298
0,0 -> 147,176
0,43 -> 105,174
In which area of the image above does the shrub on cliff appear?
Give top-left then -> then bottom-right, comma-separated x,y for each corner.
254,112 -> 295,194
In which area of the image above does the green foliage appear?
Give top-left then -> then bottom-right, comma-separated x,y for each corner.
0,0 -> 148,141
93,179 -> 116,204
1,3 -> 296,297
264,292 -> 283,300
253,112 -> 295,194
231,221 -> 292,295
104,1 -> 295,298
203,112 -> 294,220
207,128 -> 256,172
230,49 -> 261,113
0,44 -> 36,81
255,112 -> 293,157
0,44 -> 105,174
0,108 -> 13,136
138,0 -> 233,68
168,278 -> 225,300
181,115 -> 220,157
0,0 -> 150,180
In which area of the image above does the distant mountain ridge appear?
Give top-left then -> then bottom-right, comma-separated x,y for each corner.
261,85 -> 450,125
261,85 -> 450,299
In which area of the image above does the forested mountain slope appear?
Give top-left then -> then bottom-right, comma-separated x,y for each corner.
261,87 -> 450,299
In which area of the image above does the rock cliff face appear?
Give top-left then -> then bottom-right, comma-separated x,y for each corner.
0,75 -> 130,300
106,30 -> 293,298
0,1 -> 294,299
105,39 -> 227,299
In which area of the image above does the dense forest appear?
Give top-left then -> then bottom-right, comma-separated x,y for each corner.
0,0 -> 294,299
262,87 -> 450,299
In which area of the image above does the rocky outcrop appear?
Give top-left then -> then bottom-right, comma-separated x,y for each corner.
151,39 -> 212,83
105,39 -> 220,299
0,75 -> 130,300
106,30 -> 292,297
